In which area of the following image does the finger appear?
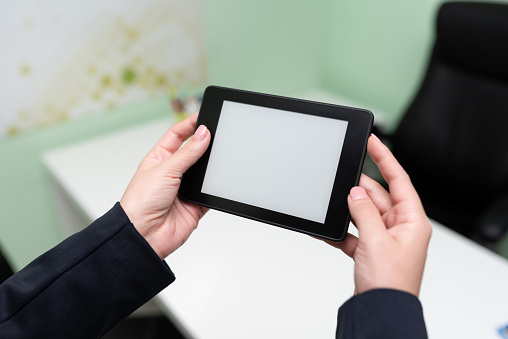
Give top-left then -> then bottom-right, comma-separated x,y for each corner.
180,198 -> 210,213
367,135 -> 420,206
322,233 -> 358,258
358,173 -> 393,215
348,186 -> 386,239
161,124 -> 211,178
179,199 -> 210,221
154,112 -> 200,156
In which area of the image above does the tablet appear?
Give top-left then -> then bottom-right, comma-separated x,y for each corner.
179,86 -> 373,241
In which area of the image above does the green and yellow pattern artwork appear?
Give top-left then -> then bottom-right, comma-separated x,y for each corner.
0,0 -> 206,139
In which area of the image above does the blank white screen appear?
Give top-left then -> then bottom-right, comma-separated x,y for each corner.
201,101 -> 349,223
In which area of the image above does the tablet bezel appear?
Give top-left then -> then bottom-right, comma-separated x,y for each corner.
179,86 -> 373,241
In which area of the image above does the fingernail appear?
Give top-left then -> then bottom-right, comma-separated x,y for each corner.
350,187 -> 369,200
193,125 -> 207,142
370,133 -> 381,142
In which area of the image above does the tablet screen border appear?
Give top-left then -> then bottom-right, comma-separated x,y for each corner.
180,86 -> 374,242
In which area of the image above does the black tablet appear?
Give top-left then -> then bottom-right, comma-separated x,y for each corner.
179,86 -> 373,241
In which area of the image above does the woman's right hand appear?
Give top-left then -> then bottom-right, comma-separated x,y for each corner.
325,135 -> 432,297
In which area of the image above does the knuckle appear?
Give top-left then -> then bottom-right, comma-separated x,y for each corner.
181,141 -> 198,156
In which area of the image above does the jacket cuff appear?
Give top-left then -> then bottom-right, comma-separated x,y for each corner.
336,289 -> 427,339
110,201 -> 176,291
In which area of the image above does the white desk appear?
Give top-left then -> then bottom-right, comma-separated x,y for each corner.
43,109 -> 508,338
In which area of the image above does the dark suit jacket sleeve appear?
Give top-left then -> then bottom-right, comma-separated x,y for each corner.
0,202 -> 175,339
336,289 -> 428,339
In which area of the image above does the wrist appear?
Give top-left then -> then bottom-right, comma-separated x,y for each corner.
119,200 -> 160,256
358,278 -> 421,297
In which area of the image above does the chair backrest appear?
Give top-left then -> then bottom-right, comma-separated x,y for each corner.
392,2 -> 508,235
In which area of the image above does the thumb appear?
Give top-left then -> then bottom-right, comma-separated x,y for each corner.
348,187 -> 386,240
162,125 -> 211,178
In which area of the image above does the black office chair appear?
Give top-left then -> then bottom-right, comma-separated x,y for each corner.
387,2 -> 508,250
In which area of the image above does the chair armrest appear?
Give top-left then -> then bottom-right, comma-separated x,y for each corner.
471,194 -> 508,251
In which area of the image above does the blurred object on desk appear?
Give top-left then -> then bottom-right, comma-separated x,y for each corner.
168,87 -> 203,122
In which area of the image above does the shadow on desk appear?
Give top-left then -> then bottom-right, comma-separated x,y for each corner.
103,315 -> 184,339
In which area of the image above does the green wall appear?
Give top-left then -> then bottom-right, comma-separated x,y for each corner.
322,0 -> 508,130
322,0 -> 440,130
203,0 -> 329,95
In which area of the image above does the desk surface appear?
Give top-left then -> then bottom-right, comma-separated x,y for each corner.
43,95 -> 508,339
